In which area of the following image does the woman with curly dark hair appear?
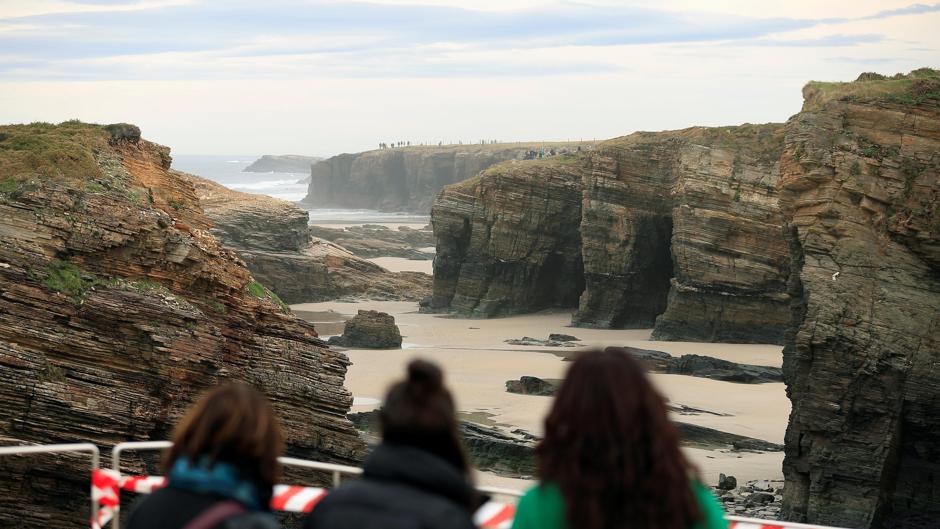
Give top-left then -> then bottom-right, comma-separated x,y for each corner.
512,347 -> 727,529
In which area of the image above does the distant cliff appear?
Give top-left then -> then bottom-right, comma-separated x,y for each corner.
243,154 -> 322,173
430,69 -> 940,528
186,173 -> 431,304
432,126 -> 791,344
0,122 -> 364,528
303,142 -> 586,213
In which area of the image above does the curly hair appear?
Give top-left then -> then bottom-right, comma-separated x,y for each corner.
536,347 -> 701,529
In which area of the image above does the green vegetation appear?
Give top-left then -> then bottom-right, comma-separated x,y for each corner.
900,159 -> 922,199
85,181 -> 105,193
0,121 -> 109,182
205,298 -> 227,314
804,68 -> 940,109
43,260 -> 98,299
0,176 -> 18,194
849,161 -> 862,177
246,280 -> 290,313
38,361 -> 66,383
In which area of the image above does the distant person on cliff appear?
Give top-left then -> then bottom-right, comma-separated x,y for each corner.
512,348 -> 727,529
303,359 -> 478,529
127,382 -> 283,529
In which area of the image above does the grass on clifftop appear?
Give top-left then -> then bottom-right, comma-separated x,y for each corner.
803,68 -> 940,109
0,121 -> 109,183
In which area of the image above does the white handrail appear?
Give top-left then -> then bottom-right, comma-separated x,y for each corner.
0,442 -> 100,524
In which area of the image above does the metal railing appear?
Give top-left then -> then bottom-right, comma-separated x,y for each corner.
0,442 -> 100,523
0,441 -> 852,529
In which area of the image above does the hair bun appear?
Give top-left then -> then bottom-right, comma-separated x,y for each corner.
406,359 -> 443,391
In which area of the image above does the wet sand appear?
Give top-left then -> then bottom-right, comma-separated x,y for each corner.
292,300 -> 789,488
367,257 -> 434,274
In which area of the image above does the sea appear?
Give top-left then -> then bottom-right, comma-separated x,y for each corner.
171,154 -> 429,225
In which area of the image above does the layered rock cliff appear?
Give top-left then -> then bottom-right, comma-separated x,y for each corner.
0,122 -> 365,528
304,142 -> 586,213
186,174 -> 431,304
243,154 -> 322,173
432,127 -> 791,343
779,70 -> 940,528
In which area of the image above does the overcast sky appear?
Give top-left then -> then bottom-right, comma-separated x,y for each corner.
0,0 -> 938,155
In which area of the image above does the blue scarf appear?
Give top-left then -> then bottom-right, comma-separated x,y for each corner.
169,456 -> 264,511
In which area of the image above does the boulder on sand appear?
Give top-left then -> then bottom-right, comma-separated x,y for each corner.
506,376 -> 558,396
328,310 -> 402,348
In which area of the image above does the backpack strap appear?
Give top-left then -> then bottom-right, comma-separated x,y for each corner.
182,500 -> 247,529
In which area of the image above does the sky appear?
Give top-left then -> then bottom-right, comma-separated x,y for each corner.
0,1 -> 938,156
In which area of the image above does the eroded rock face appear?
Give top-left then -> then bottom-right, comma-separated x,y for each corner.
431,128 -> 791,343
310,224 -> 435,260
779,71 -> 940,528
243,154 -> 322,174
327,310 -> 403,348
0,122 -> 365,528
304,143 -> 586,213
185,174 -> 431,304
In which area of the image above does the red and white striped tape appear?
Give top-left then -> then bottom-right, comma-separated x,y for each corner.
90,470 -> 514,528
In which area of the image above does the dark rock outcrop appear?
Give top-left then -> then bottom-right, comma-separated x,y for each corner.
505,376 -> 558,396
327,310 -> 402,348
779,70 -> 940,528
431,128 -> 791,343
186,174 -> 431,304
243,154 -> 322,173
666,354 -> 783,384
505,336 -> 577,347
305,143 -> 587,213
0,122 -> 365,529
310,224 -> 435,259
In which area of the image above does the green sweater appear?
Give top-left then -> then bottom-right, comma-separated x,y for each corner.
511,481 -> 728,529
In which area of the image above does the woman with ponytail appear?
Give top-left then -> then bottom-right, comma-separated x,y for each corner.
303,359 -> 478,529
512,347 -> 727,529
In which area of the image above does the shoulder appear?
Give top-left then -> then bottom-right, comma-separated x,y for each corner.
512,483 -> 565,529
690,481 -> 729,529
519,482 -> 563,508
222,512 -> 280,529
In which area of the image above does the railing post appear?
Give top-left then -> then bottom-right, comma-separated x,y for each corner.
0,443 -> 100,526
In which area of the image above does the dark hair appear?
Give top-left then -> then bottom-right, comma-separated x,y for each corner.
165,382 -> 284,505
380,359 -> 475,503
536,347 -> 701,529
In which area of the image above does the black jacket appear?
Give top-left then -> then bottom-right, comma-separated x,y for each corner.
126,487 -> 279,529
303,444 -> 478,529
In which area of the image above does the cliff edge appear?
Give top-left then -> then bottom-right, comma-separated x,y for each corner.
0,122 -> 365,528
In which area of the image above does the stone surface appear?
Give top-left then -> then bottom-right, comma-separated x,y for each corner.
779,70 -> 940,528
505,376 -> 558,396
304,143 -> 587,213
718,473 -> 738,490
185,174 -> 431,304
665,354 -> 783,384
0,122 -> 365,529
431,128 -> 791,343
504,336 -> 577,347
327,310 -> 403,348
310,224 -> 435,260
243,154 -> 323,173
548,333 -> 579,342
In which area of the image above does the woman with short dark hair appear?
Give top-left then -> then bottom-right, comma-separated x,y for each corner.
127,382 -> 283,529
303,359 -> 478,529
512,347 -> 728,529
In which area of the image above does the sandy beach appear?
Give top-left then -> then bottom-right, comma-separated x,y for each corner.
367,257 -> 434,274
291,300 -> 789,488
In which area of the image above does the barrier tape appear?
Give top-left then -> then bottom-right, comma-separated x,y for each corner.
90,470 -> 514,528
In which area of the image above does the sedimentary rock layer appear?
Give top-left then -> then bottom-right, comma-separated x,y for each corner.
243,154 -> 323,173
0,122 -> 365,528
186,174 -> 431,304
431,128 -> 791,343
304,143 -> 586,213
779,70 -> 940,528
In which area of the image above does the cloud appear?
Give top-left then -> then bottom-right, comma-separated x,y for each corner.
0,1 -> 935,80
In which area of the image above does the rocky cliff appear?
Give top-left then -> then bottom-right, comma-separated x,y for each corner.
432,127 -> 791,344
186,174 -> 431,304
243,154 -> 322,173
304,142 -> 586,213
0,122 -> 365,528
779,70 -> 940,528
